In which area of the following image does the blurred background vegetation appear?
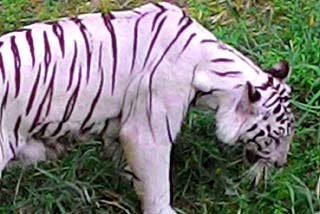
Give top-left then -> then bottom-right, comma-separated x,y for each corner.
0,0 -> 319,213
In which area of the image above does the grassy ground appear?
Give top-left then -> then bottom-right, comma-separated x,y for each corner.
0,0 -> 319,213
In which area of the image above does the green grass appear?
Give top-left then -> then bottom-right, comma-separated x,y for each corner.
0,0 -> 319,213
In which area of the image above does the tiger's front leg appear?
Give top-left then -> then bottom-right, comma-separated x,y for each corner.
121,130 -> 175,214
120,95 -> 178,214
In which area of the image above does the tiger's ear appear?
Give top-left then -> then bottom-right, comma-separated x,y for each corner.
236,82 -> 261,115
267,60 -> 291,82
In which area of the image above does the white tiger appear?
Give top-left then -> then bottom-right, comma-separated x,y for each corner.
0,2 -> 294,213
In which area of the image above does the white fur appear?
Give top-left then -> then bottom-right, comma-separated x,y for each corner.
0,2 -> 293,213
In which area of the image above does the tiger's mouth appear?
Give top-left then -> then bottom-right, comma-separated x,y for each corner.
245,148 -> 260,164
243,146 -> 283,186
244,149 -> 271,165
244,140 -> 289,168
244,148 -> 275,166
243,148 -> 270,185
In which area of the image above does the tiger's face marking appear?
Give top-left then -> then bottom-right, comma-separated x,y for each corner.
238,61 -> 294,169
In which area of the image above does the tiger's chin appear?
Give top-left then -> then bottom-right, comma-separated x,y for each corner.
242,145 -> 273,185
244,158 -> 273,186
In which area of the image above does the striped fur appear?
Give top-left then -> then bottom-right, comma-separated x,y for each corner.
0,2 -> 294,213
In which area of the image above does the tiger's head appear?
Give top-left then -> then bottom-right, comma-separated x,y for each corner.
194,60 -> 294,180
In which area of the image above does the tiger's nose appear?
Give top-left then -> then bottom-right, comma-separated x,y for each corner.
274,160 -> 287,168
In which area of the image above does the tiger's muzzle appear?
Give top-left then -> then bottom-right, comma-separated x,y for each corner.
244,136 -> 291,169
244,148 -> 287,168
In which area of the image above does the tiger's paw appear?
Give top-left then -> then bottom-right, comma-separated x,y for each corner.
17,140 -> 47,166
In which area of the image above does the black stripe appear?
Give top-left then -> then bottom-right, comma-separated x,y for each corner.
165,116 -> 173,143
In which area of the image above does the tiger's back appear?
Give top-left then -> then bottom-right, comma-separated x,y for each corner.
0,3 -> 194,169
